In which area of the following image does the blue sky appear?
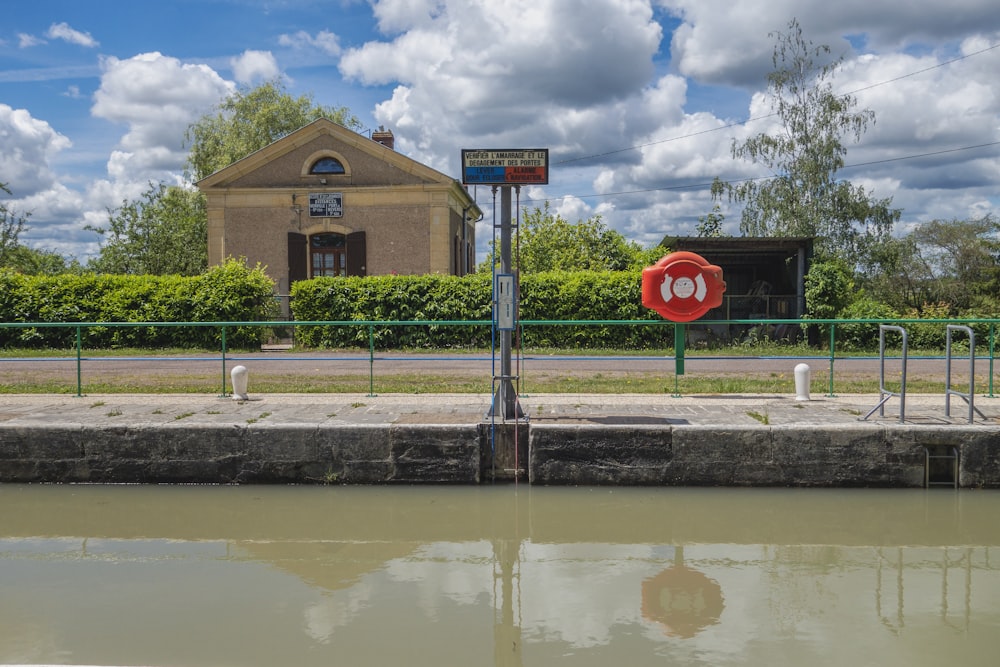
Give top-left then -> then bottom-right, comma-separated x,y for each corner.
2,0 -> 999,264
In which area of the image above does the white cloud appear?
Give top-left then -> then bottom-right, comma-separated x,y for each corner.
341,0 -> 663,172
15,182 -> 99,259
7,0 -> 1000,264
570,0 -> 1000,239
2,54 -> 234,261
0,107 -> 100,259
0,104 -> 72,196
230,49 -> 281,84
46,22 -> 99,48
278,30 -> 342,56
660,0 -> 1000,86
371,0 -> 447,33
18,33 -> 45,48
91,52 -> 234,183
340,0 -> 697,246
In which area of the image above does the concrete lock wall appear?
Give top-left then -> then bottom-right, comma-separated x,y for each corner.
0,423 -> 482,485
528,424 -> 1000,487
2,420 -> 1000,487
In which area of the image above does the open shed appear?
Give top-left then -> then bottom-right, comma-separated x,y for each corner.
660,236 -> 814,320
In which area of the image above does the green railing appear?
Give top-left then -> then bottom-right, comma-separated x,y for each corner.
0,317 -> 996,397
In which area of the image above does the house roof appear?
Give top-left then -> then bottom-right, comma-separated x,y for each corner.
196,118 -> 478,215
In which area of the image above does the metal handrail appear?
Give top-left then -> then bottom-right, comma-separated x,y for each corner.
945,325 -> 979,423
0,317 -> 998,397
863,325 -> 908,423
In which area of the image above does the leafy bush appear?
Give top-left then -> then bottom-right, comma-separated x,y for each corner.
0,260 -> 275,349
291,274 -> 493,348
291,270 -> 668,350
804,257 -> 853,320
901,302 -> 951,350
519,271 -> 664,348
959,303 -> 1000,354
833,297 -> 900,351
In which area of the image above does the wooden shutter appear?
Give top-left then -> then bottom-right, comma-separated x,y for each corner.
346,231 -> 367,276
288,232 -> 308,282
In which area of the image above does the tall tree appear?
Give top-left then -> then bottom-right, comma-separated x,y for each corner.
894,216 -> 999,312
87,183 -> 207,275
4,246 -> 76,275
697,181 -> 728,237
718,19 -> 899,264
0,182 -> 29,268
484,202 -> 662,273
695,205 -> 726,237
186,79 -> 362,181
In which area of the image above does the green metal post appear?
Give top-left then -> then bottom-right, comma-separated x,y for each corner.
368,324 -> 376,397
827,323 -> 836,397
674,322 -> 685,375
75,325 -> 83,397
220,326 -> 228,397
989,322 -> 995,398
671,322 -> 685,397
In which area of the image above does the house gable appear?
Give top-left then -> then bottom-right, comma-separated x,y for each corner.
197,118 -> 457,191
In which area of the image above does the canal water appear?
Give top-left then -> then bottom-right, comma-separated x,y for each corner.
1,485 -> 998,666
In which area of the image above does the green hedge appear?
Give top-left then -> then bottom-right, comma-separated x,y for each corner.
290,273 -> 492,348
519,271 -> 665,348
290,271 -> 668,349
0,260 -> 276,349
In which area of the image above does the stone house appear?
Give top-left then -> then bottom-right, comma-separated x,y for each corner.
197,118 -> 481,299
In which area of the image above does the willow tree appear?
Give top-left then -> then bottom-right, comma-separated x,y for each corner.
719,19 -> 899,264
185,79 -> 361,181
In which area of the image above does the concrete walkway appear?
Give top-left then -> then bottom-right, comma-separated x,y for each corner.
0,390 -> 997,428
2,391 -> 998,487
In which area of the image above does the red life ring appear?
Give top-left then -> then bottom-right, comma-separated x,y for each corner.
642,251 -> 726,322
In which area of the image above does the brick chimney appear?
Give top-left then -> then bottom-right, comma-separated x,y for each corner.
371,126 -> 394,150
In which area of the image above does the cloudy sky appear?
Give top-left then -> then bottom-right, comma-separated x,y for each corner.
2,0 -> 998,264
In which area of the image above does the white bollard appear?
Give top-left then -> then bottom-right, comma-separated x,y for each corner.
794,363 -> 811,401
231,365 -> 249,401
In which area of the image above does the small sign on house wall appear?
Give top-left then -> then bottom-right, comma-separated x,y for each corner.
309,192 -> 343,217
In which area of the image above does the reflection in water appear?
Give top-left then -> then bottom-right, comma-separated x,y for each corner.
1,486 -> 999,666
641,547 -> 724,638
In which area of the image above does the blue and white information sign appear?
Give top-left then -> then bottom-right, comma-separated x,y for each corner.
462,149 -> 549,185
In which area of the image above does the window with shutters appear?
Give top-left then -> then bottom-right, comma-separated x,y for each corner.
310,233 -> 346,277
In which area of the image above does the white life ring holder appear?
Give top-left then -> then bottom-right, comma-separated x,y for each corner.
660,260 -> 709,304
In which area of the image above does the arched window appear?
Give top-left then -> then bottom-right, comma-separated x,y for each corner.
309,157 -> 346,175
311,233 -> 346,277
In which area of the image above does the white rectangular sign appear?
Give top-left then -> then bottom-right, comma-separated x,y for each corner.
494,274 -> 515,331
309,192 -> 343,217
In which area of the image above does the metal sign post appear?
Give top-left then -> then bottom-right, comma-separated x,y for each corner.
462,148 -> 549,419
490,185 -> 524,419
462,149 -> 548,421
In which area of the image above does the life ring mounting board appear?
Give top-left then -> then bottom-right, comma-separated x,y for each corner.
641,251 -> 726,323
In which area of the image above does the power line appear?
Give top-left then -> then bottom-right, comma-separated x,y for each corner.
553,40 -> 1000,168
484,140 -> 1000,207
840,141 -> 1000,169
847,41 -> 1000,95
